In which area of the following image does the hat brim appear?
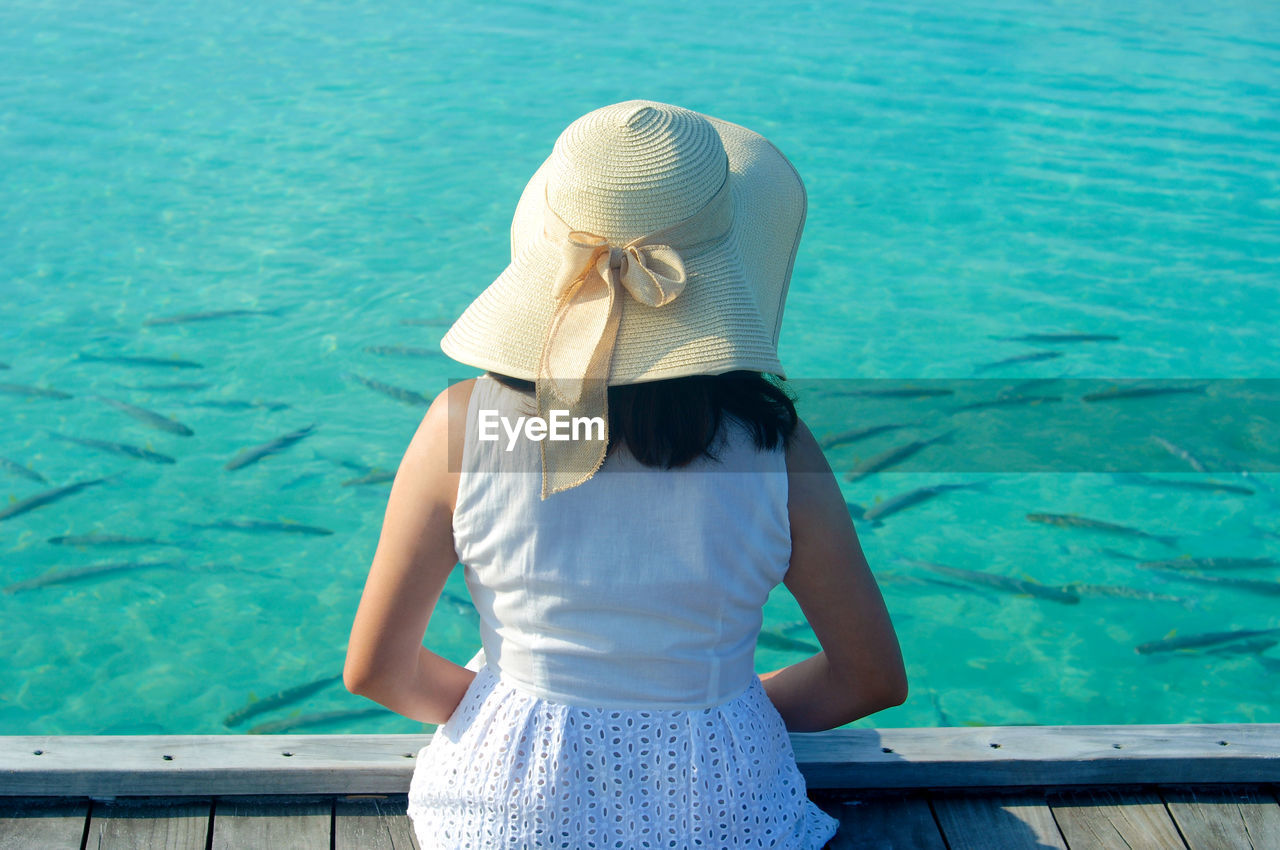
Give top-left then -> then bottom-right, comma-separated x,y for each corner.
441,114 -> 806,385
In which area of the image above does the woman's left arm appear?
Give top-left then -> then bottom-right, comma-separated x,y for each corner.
343,379 -> 477,725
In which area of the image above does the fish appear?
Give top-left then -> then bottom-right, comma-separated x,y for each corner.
0,456 -> 47,483
1148,570 -> 1280,598
1136,557 -> 1280,572
991,333 -> 1120,343
1149,437 -> 1209,473
1081,384 -> 1207,403
0,476 -> 115,522
363,345 -> 442,359
440,589 -> 480,624
848,481 -> 987,525
1135,627 -> 1280,655
0,383 -> 73,400
845,430 -> 955,481
116,381 -> 213,392
1110,472 -> 1252,496
192,399 -> 290,411
342,469 -> 396,486
1062,583 -> 1193,605
756,630 -> 820,654
831,387 -> 954,399
4,559 -> 183,593
344,373 -> 432,407
819,422 -> 919,451
1206,638 -> 1278,656
951,394 -> 1062,413
0,361 -> 8,369
189,518 -> 334,536
225,424 -> 317,471
47,532 -> 165,547
1025,513 -> 1178,548
223,673 -> 344,727
930,691 -> 953,726
246,707 -> 392,735
51,433 -> 176,465
903,560 -> 1080,604
79,353 -> 204,369
399,318 -> 454,327
143,308 -> 275,326
972,351 -> 1064,373
95,396 -> 194,437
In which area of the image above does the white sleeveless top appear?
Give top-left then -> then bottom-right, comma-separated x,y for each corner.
407,375 -> 839,849
455,374 -> 792,709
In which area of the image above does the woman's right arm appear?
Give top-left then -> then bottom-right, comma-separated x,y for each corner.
759,418 -> 908,732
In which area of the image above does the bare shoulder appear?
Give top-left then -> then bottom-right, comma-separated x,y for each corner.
784,417 -> 840,512
399,378 -> 477,511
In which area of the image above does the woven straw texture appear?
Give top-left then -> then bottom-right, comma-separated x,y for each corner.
441,101 -> 806,385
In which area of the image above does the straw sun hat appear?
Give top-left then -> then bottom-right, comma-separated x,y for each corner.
441,100 -> 807,497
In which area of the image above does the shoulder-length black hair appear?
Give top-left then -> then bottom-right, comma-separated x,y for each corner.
488,370 -> 798,469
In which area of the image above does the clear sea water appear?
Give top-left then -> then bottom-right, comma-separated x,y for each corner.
2,0 -> 1278,735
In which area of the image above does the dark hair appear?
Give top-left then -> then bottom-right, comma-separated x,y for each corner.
488,371 -> 798,469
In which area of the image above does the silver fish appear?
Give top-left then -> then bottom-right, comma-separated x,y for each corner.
0,456 -> 46,483
0,382 -> 73,400
832,387 -> 955,399
1063,583 -> 1192,605
190,518 -> 334,536
143,308 -> 274,326
819,422 -> 919,451
224,673 -> 343,727
341,469 -> 396,487
1148,570 -> 1280,598
845,430 -> 955,481
1081,384 -> 1207,403
80,353 -> 204,369
972,351 -> 1063,373
904,560 -> 1080,604
952,394 -> 1062,413
4,559 -> 183,593
1026,513 -> 1178,548
849,481 -> 987,525
51,433 -> 176,465
345,373 -> 432,407
1111,472 -> 1252,496
992,333 -> 1120,343
1137,557 -> 1280,572
1149,437 -> 1209,473
225,424 -> 317,471
1206,638 -> 1278,656
48,532 -> 164,547
246,707 -> 392,735
193,399 -> 290,411
1136,627 -> 1280,655
0,476 -> 115,522
95,396 -> 194,437
363,345 -> 442,359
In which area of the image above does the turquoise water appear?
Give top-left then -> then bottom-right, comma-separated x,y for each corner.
2,0 -> 1278,735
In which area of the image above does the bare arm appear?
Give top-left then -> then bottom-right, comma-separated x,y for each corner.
343,379 -> 477,725
760,419 -> 908,732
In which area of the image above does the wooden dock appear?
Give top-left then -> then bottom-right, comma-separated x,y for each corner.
2,724 -> 1278,848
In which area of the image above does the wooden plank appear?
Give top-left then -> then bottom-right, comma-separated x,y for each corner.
0,797 -> 88,850
84,797 -> 210,849
817,794 -> 946,849
211,795 -> 331,850
931,793 -> 1067,850
1,724 -> 1278,795
1162,786 -> 1280,850
1049,789 -> 1187,850
793,723 -> 1280,789
334,794 -> 419,849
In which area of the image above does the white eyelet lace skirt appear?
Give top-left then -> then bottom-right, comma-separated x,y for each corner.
406,665 -> 838,849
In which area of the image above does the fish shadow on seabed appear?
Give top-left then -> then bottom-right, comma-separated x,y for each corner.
813,730 -> 1063,849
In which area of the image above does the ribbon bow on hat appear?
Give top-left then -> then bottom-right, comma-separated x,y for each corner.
535,178 -> 734,498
